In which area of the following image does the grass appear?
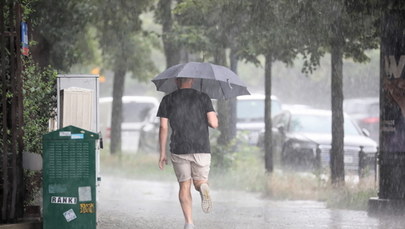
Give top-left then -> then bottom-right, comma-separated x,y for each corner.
265,170 -> 378,210
100,148 -> 174,181
100,142 -> 267,192
265,170 -> 329,201
325,178 -> 377,210
100,144 -> 267,190
209,147 -> 267,192
100,144 -> 378,211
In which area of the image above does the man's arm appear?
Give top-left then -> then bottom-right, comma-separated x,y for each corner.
159,117 -> 169,169
207,111 -> 218,129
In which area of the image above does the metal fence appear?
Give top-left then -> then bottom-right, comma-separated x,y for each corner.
0,0 -> 24,223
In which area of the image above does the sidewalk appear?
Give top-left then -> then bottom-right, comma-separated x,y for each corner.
97,176 -> 405,229
0,221 -> 41,229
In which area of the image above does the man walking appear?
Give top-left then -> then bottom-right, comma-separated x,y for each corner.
157,77 -> 218,229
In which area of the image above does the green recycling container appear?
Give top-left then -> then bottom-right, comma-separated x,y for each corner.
43,125 -> 99,229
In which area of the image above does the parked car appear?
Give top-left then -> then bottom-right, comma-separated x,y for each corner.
259,108 -> 378,172
343,97 -> 379,142
100,96 -> 159,153
236,94 -> 282,144
281,104 -> 311,111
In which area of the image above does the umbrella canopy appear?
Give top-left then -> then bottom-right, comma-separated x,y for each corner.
152,62 -> 250,99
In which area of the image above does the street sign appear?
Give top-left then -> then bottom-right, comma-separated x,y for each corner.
21,22 -> 29,56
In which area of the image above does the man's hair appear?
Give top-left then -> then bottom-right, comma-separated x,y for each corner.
177,77 -> 193,84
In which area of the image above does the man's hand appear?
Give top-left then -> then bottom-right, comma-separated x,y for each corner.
159,154 -> 167,170
207,111 -> 218,129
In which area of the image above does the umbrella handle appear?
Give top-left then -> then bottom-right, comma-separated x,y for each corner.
227,79 -> 233,89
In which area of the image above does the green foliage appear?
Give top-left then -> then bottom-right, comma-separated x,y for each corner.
210,132 -> 237,170
29,0 -> 97,71
210,132 -> 266,192
92,0 -> 158,155
296,0 -> 380,73
26,0 -> 159,77
23,170 -> 42,206
100,135 -> 267,192
99,146 -> 174,181
170,25 -> 212,57
22,57 -> 57,154
93,0 -> 158,78
127,34 -> 160,81
171,0 -> 322,69
172,0 -> 253,60
22,56 -> 57,206
246,0 -> 303,63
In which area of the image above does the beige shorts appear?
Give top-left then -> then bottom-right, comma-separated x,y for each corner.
170,153 -> 211,182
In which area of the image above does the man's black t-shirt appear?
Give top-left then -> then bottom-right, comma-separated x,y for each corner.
157,88 -> 215,155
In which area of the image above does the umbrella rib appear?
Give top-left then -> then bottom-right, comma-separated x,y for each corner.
210,64 -> 227,99
219,80 -> 227,100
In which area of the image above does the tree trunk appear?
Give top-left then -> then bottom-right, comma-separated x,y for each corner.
378,8 -> 405,199
110,68 -> 126,154
1,1 -> 24,221
264,53 -> 273,173
216,47 -> 236,146
159,0 -> 181,68
0,0 -> 9,221
228,48 -> 237,140
330,11 -> 345,186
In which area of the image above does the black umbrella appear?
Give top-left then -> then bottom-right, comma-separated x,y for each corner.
152,62 -> 250,99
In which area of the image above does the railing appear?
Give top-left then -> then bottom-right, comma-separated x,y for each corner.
314,144 -> 378,182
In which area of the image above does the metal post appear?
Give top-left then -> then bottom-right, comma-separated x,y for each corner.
315,144 -> 321,171
375,147 -> 379,188
358,146 -> 365,179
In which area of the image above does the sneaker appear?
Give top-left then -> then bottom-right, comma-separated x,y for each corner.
199,183 -> 212,213
184,223 -> 195,229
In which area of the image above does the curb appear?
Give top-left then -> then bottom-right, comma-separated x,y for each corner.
0,221 -> 42,229
368,197 -> 405,216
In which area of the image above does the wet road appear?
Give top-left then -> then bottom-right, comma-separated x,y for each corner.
97,176 -> 404,229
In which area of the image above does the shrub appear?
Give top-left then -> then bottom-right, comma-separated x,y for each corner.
22,57 -> 57,206
210,132 -> 267,192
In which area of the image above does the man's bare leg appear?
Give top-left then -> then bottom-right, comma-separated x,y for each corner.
194,179 -> 212,213
193,180 -> 206,191
179,179 -> 193,224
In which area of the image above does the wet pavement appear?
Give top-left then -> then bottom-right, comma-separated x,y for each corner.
97,176 -> 405,229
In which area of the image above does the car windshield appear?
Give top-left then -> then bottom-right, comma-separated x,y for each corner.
289,114 -> 360,135
237,99 -> 281,122
344,101 -> 379,117
123,102 -> 155,123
